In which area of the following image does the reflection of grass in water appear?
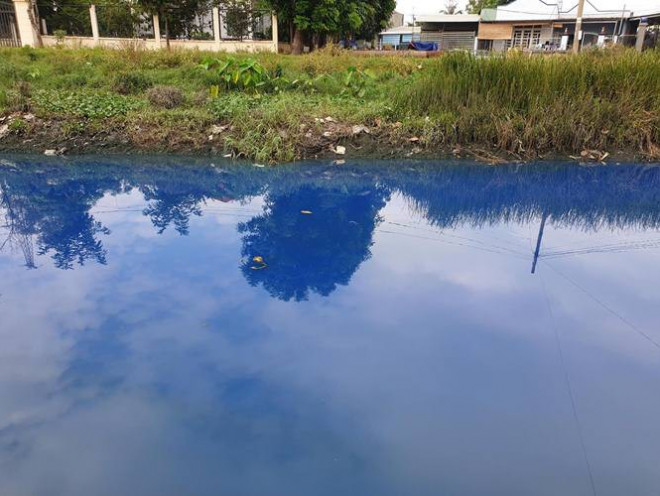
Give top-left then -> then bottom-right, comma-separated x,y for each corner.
1,158 -> 660,273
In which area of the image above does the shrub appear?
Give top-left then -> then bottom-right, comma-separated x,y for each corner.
147,85 -> 184,109
201,57 -> 278,94
53,30 -> 67,46
113,72 -> 152,95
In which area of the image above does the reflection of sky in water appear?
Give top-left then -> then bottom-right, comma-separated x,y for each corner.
0,158 -> 659,496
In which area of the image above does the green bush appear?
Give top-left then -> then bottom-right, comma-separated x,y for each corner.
202,57 -> 274,94
113,72 -> 153,95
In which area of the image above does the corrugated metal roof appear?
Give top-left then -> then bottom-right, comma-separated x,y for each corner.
416,14 -> 481,23
379,26 -> 421,35
492,0 -> 659,21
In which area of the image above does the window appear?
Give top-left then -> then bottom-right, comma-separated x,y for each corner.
512,25 -> 542,49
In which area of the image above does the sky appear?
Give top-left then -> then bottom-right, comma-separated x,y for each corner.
395,0 -> 652,19
396,0 -> 467,19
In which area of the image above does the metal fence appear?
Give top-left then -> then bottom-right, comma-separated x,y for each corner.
37,1 -> 92,36
0,1 -> 20,47
96,3 -> 153,38
219,7 -> 271,41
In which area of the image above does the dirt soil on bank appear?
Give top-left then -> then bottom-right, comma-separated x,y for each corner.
0,113 -> 648,165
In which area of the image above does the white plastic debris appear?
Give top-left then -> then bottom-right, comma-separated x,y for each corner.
352,125 -> 370,135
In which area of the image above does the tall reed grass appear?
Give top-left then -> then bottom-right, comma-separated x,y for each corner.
395,49 -> 660,158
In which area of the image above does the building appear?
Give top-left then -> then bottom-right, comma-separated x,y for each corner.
478,0 -> 658,51
378,26 -> 421,49
389,11 -> 405,28
416,14 -> 481,51
378,0 -> 659,52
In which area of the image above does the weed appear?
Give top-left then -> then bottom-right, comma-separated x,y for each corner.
0,89 -> 7,111
8,118 -> 28,134
202,57 -> 276,93
34,91 -> 143,118
1,46 -> 658,161
341,66 -> 375,98
147,86 -> 184,109
113,72 -> 153,95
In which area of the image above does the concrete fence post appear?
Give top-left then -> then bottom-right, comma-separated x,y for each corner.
153,14 -> 161,47
635,19 -> 648,52
89,4 -> 100,44
12,0 -> 39,47
212,7 -> 221,50
271,13 -> 278,53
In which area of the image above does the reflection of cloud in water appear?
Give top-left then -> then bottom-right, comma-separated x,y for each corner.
0,158 -> 660,495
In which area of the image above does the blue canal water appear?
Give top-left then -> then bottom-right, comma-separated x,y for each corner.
0,156 -> 659,496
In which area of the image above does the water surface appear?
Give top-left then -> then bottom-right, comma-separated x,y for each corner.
1,157 -> 659,496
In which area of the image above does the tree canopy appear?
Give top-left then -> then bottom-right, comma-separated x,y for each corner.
466,0 -> 511,15
262,0 -> 396,53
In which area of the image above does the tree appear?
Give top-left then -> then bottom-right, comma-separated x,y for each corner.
36,0 -> 94,36
440,0 -> 463,15
28,0 -> 43,46
357,0 -> 396,41
219,0 -> 253,40
261,0 -> 396,54
466,0 -> 511,15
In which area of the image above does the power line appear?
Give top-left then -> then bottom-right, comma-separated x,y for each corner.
543,261 -> 660,351
539,271 -> 598,496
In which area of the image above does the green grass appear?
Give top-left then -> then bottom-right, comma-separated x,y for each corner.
0,45 -> 658,162
394,49 -> 660,157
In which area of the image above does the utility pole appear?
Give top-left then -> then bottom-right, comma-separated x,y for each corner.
531,212 -> 548,274
572,0 -> 585,53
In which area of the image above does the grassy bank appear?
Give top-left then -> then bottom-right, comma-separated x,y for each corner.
0,46 -> 658,162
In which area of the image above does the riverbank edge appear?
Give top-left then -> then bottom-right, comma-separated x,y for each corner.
0,114 -> 653,165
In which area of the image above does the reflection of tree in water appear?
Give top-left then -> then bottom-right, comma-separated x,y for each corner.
0,177 -> 112,270
37,206 -> 110,270
0,159 -> 265,269
141,187 -> 203,236
3,158 -> 660,274
239,184 -> 389,302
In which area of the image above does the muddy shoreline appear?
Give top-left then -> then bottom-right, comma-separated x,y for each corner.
0,114 -> 650,165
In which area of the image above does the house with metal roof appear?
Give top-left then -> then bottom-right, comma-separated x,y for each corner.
477,0 -> 659,51
416,14 -> 481,51
378,26 -> 421,50
377,0 -> 658,53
